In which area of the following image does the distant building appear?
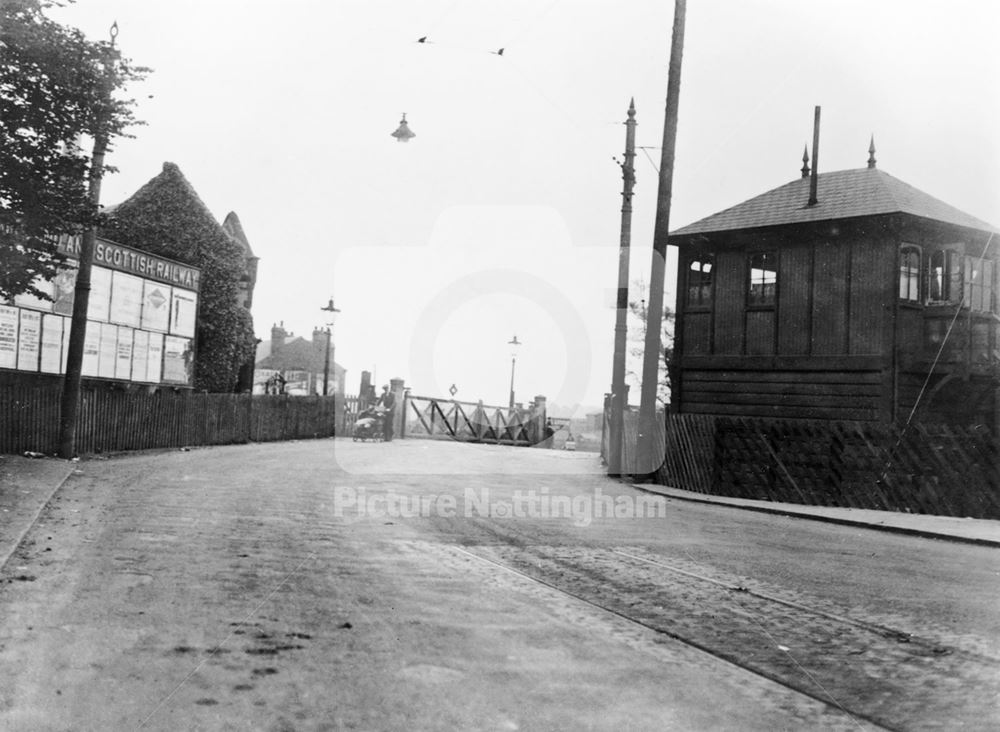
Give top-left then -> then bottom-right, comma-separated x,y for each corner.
669,144 -> 999,428
255,322 -> 346,395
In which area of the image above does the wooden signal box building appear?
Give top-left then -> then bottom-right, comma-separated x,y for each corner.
669,145 -> 999,427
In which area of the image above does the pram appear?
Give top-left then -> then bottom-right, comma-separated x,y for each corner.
352,406 -> 385,442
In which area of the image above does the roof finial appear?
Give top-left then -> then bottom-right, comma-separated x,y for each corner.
867,134 -> 877,169
801,143 -> 810,178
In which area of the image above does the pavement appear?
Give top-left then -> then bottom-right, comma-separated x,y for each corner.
0,455 -> 75,571
636,482 -> 1000,548
2,449 -> 999,577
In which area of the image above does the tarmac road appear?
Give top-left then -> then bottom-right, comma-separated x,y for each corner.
0,439 -> 997,731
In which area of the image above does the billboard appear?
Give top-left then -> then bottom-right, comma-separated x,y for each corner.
1,236 -> 201,386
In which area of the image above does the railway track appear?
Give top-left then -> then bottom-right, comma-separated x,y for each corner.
439,515 -> 1000,732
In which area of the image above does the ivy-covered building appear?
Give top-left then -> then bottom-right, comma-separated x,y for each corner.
100,162 -> 258,392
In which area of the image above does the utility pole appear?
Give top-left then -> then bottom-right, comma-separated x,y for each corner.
609,99 -> 637,477
637,0 -> 686,476
59,23 -> 119,459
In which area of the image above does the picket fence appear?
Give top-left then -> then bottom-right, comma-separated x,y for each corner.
0,382 -> 343,456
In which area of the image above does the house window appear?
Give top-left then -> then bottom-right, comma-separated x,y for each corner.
899,245 -> 921,302
965,257 -> 996,312
686,255 -> 714,308
928,249 -> 961,303
747,252 -> 777,307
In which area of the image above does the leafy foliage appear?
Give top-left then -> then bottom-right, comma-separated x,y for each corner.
0,0 -> 147,301
101,163 -> 256,392
627,277 -> 674,405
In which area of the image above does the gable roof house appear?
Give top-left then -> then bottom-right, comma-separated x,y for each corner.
255,322 -> 346,395
669,143 -> 999,428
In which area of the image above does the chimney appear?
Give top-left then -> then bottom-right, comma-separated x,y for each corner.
312,326 -> 328,359
808,106 -> 820,206
271,321 -> 287,355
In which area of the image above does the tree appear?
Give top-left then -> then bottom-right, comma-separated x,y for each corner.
0,0 -> 146,301
625,277 -> 674,406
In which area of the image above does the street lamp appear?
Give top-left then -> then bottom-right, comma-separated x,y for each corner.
320,298 -> 340,396
508,335 -> 521,410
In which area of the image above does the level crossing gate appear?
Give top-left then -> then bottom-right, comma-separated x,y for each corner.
401,394 -> 540,446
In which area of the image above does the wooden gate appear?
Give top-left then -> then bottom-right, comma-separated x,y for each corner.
402,394 -> 537,446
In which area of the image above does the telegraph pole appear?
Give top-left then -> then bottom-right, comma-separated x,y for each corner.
609,99 -> 637,477
59,23 -> 119,459
637,0 -> 686,476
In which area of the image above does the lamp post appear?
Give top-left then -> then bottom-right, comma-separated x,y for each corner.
320,298 -> 340,396
58,22 -> 119,459
508,335 -> 521,410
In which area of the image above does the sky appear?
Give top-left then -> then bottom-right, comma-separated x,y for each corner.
50,0 -> 1000,412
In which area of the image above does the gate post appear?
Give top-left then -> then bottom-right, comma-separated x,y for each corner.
390,377 -> 405,439
532,395 -> 547,446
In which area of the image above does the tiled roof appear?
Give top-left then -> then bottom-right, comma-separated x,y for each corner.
671,168 -> 999,237
256,336 -> 344,373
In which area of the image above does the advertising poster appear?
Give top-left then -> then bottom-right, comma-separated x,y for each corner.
146,333 -> 164,382
115,327 -> 134,380
170,289 -> 197,338
0,305 -> 17,368
82,321 -> 100,376
110,271 -> 143,328
141,281 -> 171,332
52,265 -> 78,316
16,310 -> 41,371
131,330 -> 149,381
98,322 -> 118,378
87,266 -> 112,322
162,335 -> 193,383
40,314 -> 64,373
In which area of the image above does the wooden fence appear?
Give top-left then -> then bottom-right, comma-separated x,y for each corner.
651,414 -> 1000,519
0,381 -> 343,456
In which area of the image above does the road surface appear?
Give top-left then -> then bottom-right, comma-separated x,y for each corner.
0,438 -> 997,731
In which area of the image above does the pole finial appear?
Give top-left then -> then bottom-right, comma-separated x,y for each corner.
801,144 -> 810,178
867,134 -> 877,169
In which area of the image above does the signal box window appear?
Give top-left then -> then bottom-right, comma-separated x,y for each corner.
965,257 -> 996,312
686,255 -> 714,309
747,252 -> 777,307
928,249 -> 962,303
899,245 -> 921,303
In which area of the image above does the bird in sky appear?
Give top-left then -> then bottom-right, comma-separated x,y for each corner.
492,47 -> 504,56
417,36 -> 427,43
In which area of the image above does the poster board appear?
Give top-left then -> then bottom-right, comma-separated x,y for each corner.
146,333 -> 164,382
81,321 -> 100,376
162,335 -> 192,383
141,281 -> 171,332
40,314 -> 64,373
131,329 -> 149,382
110,271 -> 143,328
0,305 -> 17,369
115,327 -> 134,380
88,266 -> 112,322
4,237 -> 200,386
170,289 -> 197,338
16,310 -> 41,371
98,322 -> 118,378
